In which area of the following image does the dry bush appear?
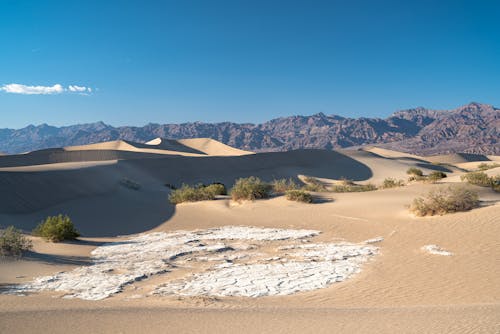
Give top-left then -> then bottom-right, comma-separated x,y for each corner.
461,172 -> 493,187
330,179 -> 377,192
381,178 -> 405,189
410,186 -> 479,216
230,177 -> 272,201
271,178 -> 299,193
406,167 -> 423,177
477,163 -> 500,171
0,226 -> 33,257
285,190 -> 313,203
426,171 -> 447,183
302,177 -> 328,192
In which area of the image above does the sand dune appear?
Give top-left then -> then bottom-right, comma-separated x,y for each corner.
0,139 -> 499,333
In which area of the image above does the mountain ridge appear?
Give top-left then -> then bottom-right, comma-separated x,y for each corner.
1,102 -> 498,155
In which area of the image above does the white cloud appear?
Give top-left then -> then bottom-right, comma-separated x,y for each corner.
68,85 -> 91,93
1,83 -> 64,95
1,83 -> 93,95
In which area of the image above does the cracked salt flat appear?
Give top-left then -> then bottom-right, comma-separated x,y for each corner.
5,226 -> 378,300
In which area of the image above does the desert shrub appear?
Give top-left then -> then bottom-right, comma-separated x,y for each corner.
285,190 -> 313,203
230,177 -> 272,201
33,215 -> 80,242
302,177 -> 328,192
381,178 -> 405,189
0,226 -> 33,258
477,163 -> 500,171
409,186 -> 479,216
169,184 -> 216,204
406,167 -> 423,177
491,175 -> 500,192
461,172 -> 492,187
427,171 -> 447,183
330,179 -> 377,192
203,183 -> 227,196
271,178 -> 299,193
119,178 -> 141,190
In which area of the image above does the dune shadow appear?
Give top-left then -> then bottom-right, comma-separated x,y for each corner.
23,251 -> 93,266
415,163 -> 453,173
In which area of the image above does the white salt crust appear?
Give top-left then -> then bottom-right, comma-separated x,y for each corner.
421,244 -> 453,256
5,226 -> 378,300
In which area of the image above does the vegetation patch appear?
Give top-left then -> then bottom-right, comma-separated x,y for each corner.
461,172 -> 494,187
169,183 -> 226,204
33,215 -> 80,242
380,178 -> 405,189
0,226 -> 33,258
330,179 -> 377,192
302,177 -> 328,192
427,171 -> 447,183
230,177 -> 272,201
477,162 -> 500,171
409,186 -> 479,216
285,190 -> 313,203
406,167 -> 423,177
271,178 -> 299,193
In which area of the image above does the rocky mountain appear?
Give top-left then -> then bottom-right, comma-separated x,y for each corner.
1,102 -> 498,155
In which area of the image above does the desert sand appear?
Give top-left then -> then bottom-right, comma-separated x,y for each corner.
0,140 -> 499,333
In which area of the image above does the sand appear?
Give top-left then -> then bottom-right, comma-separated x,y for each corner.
0,140 -> 499,333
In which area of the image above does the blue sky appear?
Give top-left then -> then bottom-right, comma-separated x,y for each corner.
1,0 -> 499,128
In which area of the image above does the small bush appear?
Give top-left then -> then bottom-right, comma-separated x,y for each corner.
330,179 -> 377,192
491,175 -> 500,192
461,172 -> 492,187
33,215 -> 80,242
427,171 -> 447,183
302,177 -> 328,192
407,167 -> 423,177
381,178 -> 405,189
0,226 -> 33,258
477,163 -> 500,171
409,186 -> 479,216
271,178 -> 299,193
230,177 -> 272,201
169,184 -> 223,204
285,190 -> 313,203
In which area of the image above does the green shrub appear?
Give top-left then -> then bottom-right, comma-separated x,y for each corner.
477,163 -> 500,171
409,186 -> 479,216
271,178 -> 299,193
169,184 -> 216,204
461,172 -> 492,187
33,215 -> 80,242
203,183 -> 227,196
381,178 -> 405,189
230,177 -> 272,201
285,190 -> 313,203
0,226 -> 33,257
406,167 -> 423,177
427,171 -> 447,182
302,177 -> 328,192
330,179 -> 377,192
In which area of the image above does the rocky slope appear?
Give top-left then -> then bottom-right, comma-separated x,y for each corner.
1,102 -> 498,155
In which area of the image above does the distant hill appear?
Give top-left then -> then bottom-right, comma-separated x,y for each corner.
1,102 -> 498,155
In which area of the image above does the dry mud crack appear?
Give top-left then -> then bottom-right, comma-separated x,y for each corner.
5,226 -> 379,300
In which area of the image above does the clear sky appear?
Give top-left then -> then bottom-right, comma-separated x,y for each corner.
1,0 -> 499,128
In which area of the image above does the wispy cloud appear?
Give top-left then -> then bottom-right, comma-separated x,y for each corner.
1,83 -> 93,95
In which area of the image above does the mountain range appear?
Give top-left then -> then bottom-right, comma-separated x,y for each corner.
1,102 -> 498,155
